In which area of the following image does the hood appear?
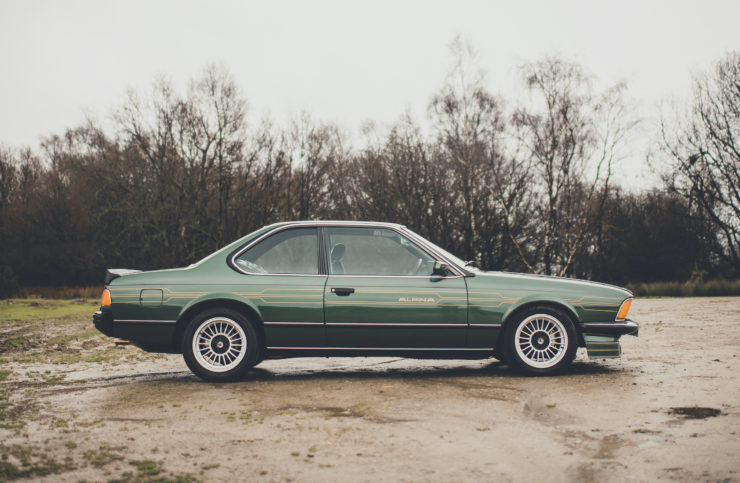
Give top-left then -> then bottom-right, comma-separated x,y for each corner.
474,270 -> 633,297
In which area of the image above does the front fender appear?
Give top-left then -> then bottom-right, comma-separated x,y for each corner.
502,294 -> 581,324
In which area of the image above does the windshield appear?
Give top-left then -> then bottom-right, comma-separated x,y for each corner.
403,228 -> 471,270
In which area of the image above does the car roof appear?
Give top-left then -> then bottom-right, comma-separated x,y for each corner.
274,220 -> 406,229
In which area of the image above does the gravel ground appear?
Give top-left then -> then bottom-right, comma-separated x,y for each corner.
1,297 -> 739,482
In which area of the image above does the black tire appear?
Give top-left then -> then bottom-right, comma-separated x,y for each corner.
492,345 -> 509,364
504,305 -> 578,375
182,308 -> 260,382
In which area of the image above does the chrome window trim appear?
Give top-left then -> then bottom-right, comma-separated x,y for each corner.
229,221 -> 468,278
322,224 -> 466,277
396,226 -> 470,276
327,274 -> 462,279
230,225 -> 323,276
189,223 -> 284,269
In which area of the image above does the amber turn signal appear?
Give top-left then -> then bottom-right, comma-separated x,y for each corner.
616,298 -> 632,320
101,289 -> 111,307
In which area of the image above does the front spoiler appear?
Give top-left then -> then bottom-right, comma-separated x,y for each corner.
579,319 -> 638,359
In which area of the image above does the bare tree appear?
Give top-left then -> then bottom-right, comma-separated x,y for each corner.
429,37 -> 524,267
662,51 -> 740,272
114,65 -> 251,263
0,146 -> 19,294
283,112 -> 342,220
513,56 -> 635,276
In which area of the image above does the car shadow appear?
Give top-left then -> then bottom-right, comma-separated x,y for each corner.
233,358 -> 621,383
84,359 -> 625,389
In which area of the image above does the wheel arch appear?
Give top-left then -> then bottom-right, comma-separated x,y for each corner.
496,297 -> 584,350
172,296 -> 265,352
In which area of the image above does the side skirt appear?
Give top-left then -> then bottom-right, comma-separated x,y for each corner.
266,347 -> 495,360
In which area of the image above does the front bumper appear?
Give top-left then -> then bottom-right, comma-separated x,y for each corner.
93,310 -> 115,337
579,319 -> 639,359
580,319 -> 639,337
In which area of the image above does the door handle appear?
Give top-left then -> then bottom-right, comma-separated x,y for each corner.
331,287 -> 355,296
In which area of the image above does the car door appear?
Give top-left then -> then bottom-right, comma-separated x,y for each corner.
232,226 -> 327,347
322,226 -> 468,348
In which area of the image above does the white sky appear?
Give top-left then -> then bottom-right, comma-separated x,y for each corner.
1,0 -> 738,188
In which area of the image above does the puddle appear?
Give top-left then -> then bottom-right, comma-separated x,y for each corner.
668,407 -> 723,419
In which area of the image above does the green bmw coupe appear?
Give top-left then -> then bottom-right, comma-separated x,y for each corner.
93,221 -> 638,381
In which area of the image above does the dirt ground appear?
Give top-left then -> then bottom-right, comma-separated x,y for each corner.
1,297 -> 739,482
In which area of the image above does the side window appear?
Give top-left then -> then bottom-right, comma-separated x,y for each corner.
235,228 -> 319,275
324,227 -> 435,276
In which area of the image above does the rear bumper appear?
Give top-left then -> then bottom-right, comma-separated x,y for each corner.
93,310 -> 115,337
580,319 -> 639,337
93,310 -> 179,353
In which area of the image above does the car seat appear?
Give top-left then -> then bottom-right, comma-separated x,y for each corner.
330,243 -> 346,274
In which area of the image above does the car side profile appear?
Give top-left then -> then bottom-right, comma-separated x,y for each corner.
93,221 -> 638,381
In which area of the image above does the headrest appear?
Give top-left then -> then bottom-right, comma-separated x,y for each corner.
331,243 -> 346,262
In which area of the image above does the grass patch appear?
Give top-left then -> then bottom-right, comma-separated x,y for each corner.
0,298 -> 129,364
0,392 -> 38,431
129,460 -> 163,477
627,279 -> 740,297
0,299 -> 98,323
83,445 -> 125,467
47,329 -> 100,346
2,347 -> 124,365
0,443 -> 75,479
18,285 -> 102,299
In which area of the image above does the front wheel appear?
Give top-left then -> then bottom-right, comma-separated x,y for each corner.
182,308 -> 260,382
505,307 -> 578,375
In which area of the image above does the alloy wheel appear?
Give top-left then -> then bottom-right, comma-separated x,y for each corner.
514,314 -> 568,369
192,317 -> 247,372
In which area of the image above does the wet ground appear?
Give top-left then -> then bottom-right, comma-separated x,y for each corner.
1,297 -> 739,482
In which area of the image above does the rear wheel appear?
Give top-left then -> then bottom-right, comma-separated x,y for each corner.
182,308 -> 260,381
505,306 -> 577,375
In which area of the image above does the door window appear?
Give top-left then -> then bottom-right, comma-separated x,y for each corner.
324,227 -> 435,276
235,228 -> 319,274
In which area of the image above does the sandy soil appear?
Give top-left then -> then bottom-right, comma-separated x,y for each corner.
1,297 -> 739,482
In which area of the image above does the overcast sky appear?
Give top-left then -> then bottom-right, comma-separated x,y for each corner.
1,0 -> 738,187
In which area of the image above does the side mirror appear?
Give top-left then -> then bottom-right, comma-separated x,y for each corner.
432,261 -> 449,277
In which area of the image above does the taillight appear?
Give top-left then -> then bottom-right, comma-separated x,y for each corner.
101,289 -> 111,307
616,298 -> 632,320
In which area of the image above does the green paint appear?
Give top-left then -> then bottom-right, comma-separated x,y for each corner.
96,222 -> 636,360
584,335 -> 622,358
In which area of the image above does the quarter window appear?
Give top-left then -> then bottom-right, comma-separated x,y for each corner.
324,227 -> 436,276
235,228 -> 319,275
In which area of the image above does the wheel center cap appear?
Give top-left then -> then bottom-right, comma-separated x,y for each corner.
532,331 -> 550,350
211,335 -> 230,354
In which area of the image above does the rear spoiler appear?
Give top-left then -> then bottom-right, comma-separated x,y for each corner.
104,269 -> 141,285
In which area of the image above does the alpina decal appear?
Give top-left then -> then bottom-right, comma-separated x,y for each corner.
398,297 -> 436,303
